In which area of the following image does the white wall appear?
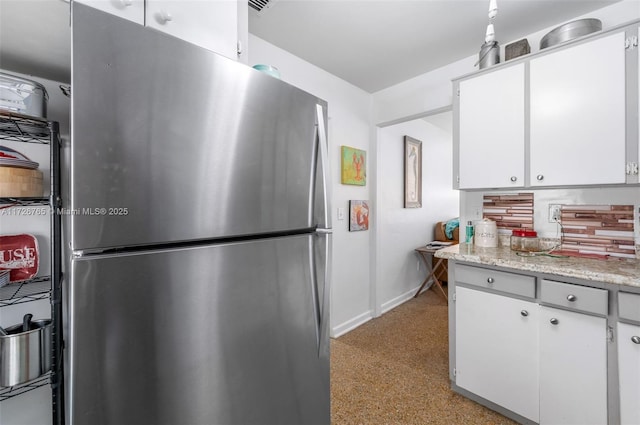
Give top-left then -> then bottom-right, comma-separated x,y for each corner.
376,115 -> 458,313
248,35 -> 374,336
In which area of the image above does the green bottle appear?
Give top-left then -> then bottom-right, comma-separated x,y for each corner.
465,221 -> 474,244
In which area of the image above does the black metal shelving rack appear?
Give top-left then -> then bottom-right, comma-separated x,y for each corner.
0,111 -> 64,425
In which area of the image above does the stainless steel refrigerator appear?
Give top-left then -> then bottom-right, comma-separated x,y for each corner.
63,4 -> 331,424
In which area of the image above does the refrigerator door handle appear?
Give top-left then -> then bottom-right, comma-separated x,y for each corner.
316,104 -> 332,229
314,231 -> 331,358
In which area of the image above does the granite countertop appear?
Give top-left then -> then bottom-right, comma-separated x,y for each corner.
435,243 -> 640,288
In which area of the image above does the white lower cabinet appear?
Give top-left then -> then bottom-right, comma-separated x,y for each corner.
456,287 -> 539,422
618,322 -> 640,425
539,306 -> 608,425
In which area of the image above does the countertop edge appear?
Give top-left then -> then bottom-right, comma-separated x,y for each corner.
434,244 -> 640,288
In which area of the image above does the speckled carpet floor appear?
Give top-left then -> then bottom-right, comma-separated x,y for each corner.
330,288 -> 517,425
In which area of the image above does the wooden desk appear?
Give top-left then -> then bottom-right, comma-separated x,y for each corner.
414,246 -> 448,300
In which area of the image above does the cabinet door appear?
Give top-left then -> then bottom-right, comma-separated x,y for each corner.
458,64 -> 525,189
74,0 -> 144,24
530,32 -> 626,186
455,286 -> 539,422
618,322 -> 640,425
146,0 -> 238,59
539,306 -> 607,425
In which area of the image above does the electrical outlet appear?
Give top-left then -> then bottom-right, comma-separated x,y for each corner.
548,204 -> 561,223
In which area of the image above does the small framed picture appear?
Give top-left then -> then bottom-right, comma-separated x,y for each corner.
349,200 -> 369,231
404,136 -> 422,208
341,146 -> 366,186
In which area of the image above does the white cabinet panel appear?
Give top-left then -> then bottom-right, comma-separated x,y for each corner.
618,322 -> 640,425
539,306 -> 607,425
456,286 -> 539,422
459,64 -> 525,189
74,0 -> 144,24
530,32 -> 626,186
146,0 -> 238,59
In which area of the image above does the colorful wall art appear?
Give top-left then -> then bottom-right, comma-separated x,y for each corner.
341,146 -> 366,186
349,200 -> 370,231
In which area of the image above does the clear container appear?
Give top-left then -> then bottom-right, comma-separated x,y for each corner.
510,229 -> 540,252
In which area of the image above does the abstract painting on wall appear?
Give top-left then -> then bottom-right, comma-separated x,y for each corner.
349,200 -> 370,231
341,146 -> 366,186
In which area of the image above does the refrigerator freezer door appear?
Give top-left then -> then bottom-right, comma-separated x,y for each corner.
67,234 -> 329,425
70,4 -> 328,251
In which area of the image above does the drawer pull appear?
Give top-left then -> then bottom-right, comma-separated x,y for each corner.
521,310 -> 529,317
487,277 -> 494,284
536,174 -> 544,181
566,294 -> 577,302
632,336 -> 640,344
550,318 -> 559,325
510,176 -> 517,182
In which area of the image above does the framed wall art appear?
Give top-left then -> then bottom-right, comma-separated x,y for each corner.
341,146 -> 366,186
404,136 -> 422,208
349,200 -> 369,231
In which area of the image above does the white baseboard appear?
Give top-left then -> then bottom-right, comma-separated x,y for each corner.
330,285 -> 433,338
331,310 -> 373,338
380,285 -> 425,314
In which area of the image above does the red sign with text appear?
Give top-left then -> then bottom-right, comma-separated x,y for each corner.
0,234 -> 39,282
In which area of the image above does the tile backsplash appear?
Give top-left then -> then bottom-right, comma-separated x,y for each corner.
560,204 -> 636,259
483,193 -> 534,232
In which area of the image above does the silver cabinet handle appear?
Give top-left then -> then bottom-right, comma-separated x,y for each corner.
567,294 -> 577,302
487,277 -> 494,284
632,336 -> 640,344
510,176 -> 517,182
536,174 -> 544,181
550,318 -> 559,325
159,10 -> 173,23
521,310 -> 529,317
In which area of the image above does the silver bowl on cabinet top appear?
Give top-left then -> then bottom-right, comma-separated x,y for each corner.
540,18 -> 602,50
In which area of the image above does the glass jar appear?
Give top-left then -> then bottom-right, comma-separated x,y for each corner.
510,229 -> 540,252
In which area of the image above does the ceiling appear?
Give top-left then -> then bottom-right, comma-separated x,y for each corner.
0,0 -> 623,90
249,0 -> 622,92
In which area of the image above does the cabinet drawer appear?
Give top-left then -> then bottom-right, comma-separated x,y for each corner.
619,292 -> 640,322
540,280 -> 608,316
455,264 -> 535,298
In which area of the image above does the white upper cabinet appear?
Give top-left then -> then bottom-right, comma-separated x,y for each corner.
74,0 -> 241,60
530,32 -> 627,186
146,0 -> 238,60
637,26 -> 640,178
74,0 -> 145,24
459,64 -> 525,189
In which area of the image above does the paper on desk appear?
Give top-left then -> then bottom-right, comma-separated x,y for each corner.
426,241 -> 453,248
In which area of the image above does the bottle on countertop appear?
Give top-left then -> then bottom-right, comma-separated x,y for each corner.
465,221 -> 474,244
